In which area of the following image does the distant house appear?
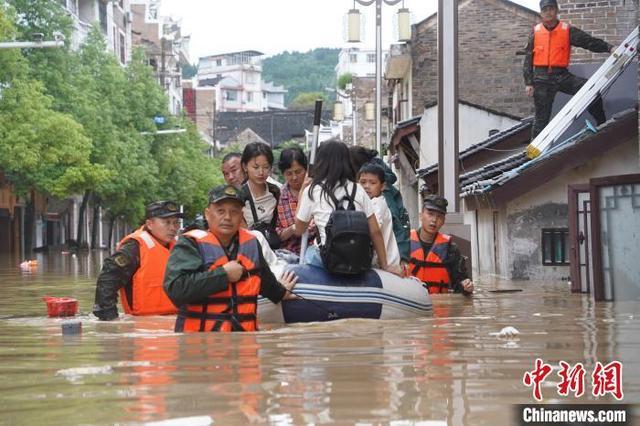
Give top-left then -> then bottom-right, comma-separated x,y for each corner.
62,0 -> 133,64
197,50 -> 287,112
262,82 -> 287,111
334,48 -> 389,147
389,100 -> 524,228
131,0 -> 190,115
215,110 -> 333,149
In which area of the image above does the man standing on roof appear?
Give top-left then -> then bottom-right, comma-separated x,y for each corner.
407,195 -> 474,295
524,0 -> 614,141
92,201 -> 183,320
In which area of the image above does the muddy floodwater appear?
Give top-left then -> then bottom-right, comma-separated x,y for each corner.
0,252 -> 638,425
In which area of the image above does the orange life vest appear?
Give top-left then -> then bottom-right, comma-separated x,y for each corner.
175,228 -> 262,332
408,229 -> 452,294
117,227 -> 177,315
533,21 -> 571,68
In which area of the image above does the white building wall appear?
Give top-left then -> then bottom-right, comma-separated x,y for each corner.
336,48 -> 387,78
420,104 -> 520,171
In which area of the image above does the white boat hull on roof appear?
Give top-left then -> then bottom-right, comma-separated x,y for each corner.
257,264 -> 432,324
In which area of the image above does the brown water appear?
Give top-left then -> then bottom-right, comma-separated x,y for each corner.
0,252 -> 638,425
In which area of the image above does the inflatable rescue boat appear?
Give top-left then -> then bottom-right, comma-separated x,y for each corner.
257,264 -> 432,324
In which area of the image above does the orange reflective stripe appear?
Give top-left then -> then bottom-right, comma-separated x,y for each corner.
117,227 -> 177,315
408,230 -> 452,294
177,228 -> 262,332
533,21 -> 570,68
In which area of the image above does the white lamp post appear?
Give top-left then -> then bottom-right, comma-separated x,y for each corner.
346,0 -> 410,154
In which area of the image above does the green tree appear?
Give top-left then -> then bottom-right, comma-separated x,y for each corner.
8,0 -> 76,112
337,73 -> 353,90
181,62 -> 197,79
289,91 -> 329,110
262,48 -> 339,105
151,120 -> 222,219
0,5 -> 104,248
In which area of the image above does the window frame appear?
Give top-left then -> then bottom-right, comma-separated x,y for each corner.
541,227 -> 569,266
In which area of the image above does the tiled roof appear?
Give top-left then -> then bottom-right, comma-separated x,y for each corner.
460,108 -> 637,197
216,110 -> 333,147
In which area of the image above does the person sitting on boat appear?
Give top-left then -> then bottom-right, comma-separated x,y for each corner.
294,139 -> 401,276
408,195 -> 474,294
350,146 -> 411,262
239,142 -> 281,249
275,146 -> 316,256
163,184 -> 298,332
92,200 -> 183,321
221,152 -> 246,189
357,162 -> 401,270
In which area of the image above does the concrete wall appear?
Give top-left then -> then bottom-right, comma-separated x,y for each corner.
411,0 -> 537,119
496,138 -> 640,280
419,104 -> 520,170
353,76 -> 389,149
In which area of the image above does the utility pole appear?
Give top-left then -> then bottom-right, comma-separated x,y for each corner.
160,37 -> 166,88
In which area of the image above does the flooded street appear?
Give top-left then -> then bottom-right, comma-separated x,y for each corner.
0,252 -> 638,425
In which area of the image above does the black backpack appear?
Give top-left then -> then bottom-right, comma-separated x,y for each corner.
320,183 -> 373,275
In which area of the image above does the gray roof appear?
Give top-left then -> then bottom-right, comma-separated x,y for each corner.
460,108 -> 637,197
216,110 -> 333,147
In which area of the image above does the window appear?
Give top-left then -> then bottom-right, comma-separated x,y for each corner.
367,53 -> 376,63
542,228 -> 569,265
246,92 -> 253,102
99,1 -> 107,33
349,53 -> 358,63
216,59 -> 222,66
119,32 -> 126,64
225,90 -> 238,101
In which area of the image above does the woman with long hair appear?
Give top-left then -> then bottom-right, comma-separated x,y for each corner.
294,139 -> 399,275
240,142 -> 281,249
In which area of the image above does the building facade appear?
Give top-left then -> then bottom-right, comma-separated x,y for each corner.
131,0 -> 190,115
61,0 -> 132,64
411,0 -> 537,119
197,50 -> 286,112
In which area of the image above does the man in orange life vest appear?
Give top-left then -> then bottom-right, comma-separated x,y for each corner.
163,184 -> 298,332
407,195 -> 474,295
524,0 -> 614,141
92,200 -> 183,321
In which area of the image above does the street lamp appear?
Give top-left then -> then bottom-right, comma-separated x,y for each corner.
346,0 -> 410,154
0,32 -> 66,49
329,85 -> 358,145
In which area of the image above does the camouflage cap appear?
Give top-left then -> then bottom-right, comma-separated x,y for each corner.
422,194 -> 448,214
539,0 -> 558,9
208,184 -> 244,206
145,200 -> 184,219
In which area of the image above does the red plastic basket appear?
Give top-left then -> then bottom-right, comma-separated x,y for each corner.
43,297 -> 78,318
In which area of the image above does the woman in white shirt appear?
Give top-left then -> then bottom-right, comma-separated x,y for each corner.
294,140 -> 398,275
240,142 -> 281,249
